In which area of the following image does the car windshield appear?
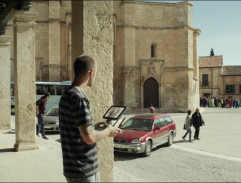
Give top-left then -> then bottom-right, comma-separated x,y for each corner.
121,118 -> 153,131
46,107 -> 59,116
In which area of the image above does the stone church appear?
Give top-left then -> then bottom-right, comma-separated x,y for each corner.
113,1 -> 200,112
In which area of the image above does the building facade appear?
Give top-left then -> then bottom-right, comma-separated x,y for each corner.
113,1 -> 200,112
199,55 -> 241,103
6,0 -> 202,113
8,1 -> 72,82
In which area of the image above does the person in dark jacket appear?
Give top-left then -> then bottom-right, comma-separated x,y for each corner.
192,108 -> 205,140
36,92 -> 50,139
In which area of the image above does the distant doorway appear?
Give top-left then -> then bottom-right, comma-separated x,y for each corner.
203,93 -> 210,98
144,77 -> 159,108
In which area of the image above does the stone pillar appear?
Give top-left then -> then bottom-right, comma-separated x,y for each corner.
191,29 -> 201,110
48,1 -> 61,81
13,11 -> 38,151
0,36 -> 11,130
122,66 -> 137,109
66,14 -> 72,81
122,1 -> 137,109
72,1 -> 114,182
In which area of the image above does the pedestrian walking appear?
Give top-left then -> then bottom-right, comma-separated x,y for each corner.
59,55 -> 122,183
202,97 -> 207,107
182,110 -> 192,142
228,98 -> 232,108
235,98 -> 239,109
150,104 -> 155,113
192,108 -> 205,140
200,97 -> 203,107
36,92 -> 50,140
233,99 -> 235,108
217,98 -> 221,108
223,98 -> 226,108
208,98 -> 212,107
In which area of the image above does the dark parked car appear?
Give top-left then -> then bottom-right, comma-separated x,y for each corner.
114,113 -> 176,157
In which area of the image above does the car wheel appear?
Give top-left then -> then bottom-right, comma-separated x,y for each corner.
143,140 -> 152,157
167,132 -> 173,146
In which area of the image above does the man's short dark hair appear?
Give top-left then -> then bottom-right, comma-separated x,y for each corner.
44,92 -> 50,98
187,110 -> 191,115
74,55 -> 96,77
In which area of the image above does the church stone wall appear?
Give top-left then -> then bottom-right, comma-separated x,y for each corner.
9,1 -> 71,82
114,1 -> 199,112
134,2 -> 191,28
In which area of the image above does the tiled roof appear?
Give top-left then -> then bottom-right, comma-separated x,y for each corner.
222,66 -> 241,75
199,56 -> 223,68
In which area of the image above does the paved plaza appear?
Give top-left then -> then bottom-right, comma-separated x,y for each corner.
0,107 -> 240,182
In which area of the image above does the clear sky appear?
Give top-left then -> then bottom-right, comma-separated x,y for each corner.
138,0 -> 241,66
192,1 -> 241,66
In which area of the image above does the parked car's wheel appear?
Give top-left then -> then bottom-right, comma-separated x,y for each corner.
143,140 -> 152,157
167,132 -> 173,146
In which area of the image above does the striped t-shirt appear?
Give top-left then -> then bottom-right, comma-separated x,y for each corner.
59,86 -> 99,178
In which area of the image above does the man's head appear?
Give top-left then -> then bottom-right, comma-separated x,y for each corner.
73,55 -> 97,87
44,92 -> 50,101
195,108 -> 199,113
187,110 -> 191,115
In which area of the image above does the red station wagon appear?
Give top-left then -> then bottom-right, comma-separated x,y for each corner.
114,113 -> 176,157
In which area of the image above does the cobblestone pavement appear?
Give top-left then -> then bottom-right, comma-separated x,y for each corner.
114,144 -> 241,182
113,107 -> 241,182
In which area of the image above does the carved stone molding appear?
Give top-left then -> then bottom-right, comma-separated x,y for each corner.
0,0 -> 32,35
20,0 -> 32,11
139,58 -> 165,76
0,23 -> 7,35
41,64 -> 65,71
194,28 -> 201,37
0,35 -> 11,45
121,66 -> 138,76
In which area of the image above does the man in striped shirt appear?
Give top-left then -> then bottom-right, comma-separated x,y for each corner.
59,55 -> 122,183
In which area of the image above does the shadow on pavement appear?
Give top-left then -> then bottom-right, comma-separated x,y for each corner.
4,130 -> 15,134
0,148 -> 15,153
56,139 -> 61,143
173,140 -> 190,144
45,131 -> 59,135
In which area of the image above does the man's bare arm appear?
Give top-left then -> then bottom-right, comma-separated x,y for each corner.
78,124 -> 121,145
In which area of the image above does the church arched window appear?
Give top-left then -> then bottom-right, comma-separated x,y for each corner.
151,43 -> 156,58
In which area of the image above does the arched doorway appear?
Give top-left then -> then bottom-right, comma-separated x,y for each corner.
144,77 -> 159,108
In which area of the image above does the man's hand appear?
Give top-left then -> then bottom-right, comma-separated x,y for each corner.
107,124 -> 122,137
94,122 -> 108,129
